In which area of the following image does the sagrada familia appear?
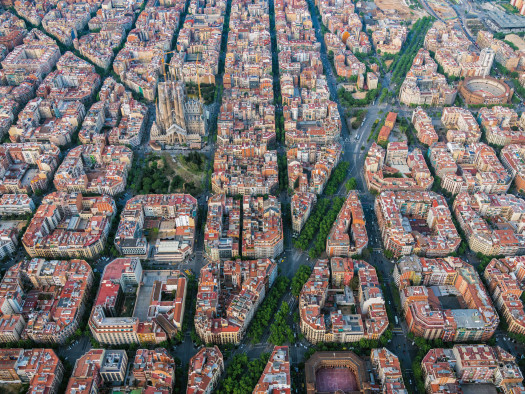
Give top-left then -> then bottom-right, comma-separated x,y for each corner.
151,80 -> 208,149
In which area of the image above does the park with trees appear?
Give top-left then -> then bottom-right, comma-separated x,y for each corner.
389,17 -> 434,96
216,353 -> 270,394
268,302 -> 295,346
324,162 -> 350,195
293,195 -> 346,258
128,153 -> 205,196
291,265 -> 312,297
248,276 -> 290,343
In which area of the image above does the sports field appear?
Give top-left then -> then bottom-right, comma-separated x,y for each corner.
315,367 -> 358,393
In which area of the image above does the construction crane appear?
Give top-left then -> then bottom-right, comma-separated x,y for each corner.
151,49 -> 204,102
160,50 -> 179,81
123,51 -> 177,79
196,61 -> 201,102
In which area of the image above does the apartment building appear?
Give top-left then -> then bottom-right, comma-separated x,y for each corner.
395,256 -> 499,341
195,259 -> 277,344
204,194 -> 240,261
0,259 -> 93,344
76,1 -> 137,71
132,348 -> 175,392
212,0 -> 276,192
0,348 -> 64,393
0,85 -> 32,140
0,12 -> 27,53
324,32 -> 366,79
370,348 -> 407,393
76,25 -> 126,70
115,194 -> 197,261
412,107 -> 438,146
453,192 -> 525,256
42,3 -> 94,46
300,258 -> 388,344
364,142 -> 433,193
277,0 -> 341,145
54,144 -> 132,196
253,346 -> 291,394
501,144 -> 525,193
170,0 -> 226,85
420,348 -> 460,392
287,143 -> 342,194
422,345 -> 524,393
372,21 -> 407,55
484,257 -> 525,335
205,194 -> 283,260
113,3 -> 184,100
9,97 -> 86,146
36,51 -> 101,105
79,77 -> 148,147
291,192 -> 317,234
218,0 -> 275,148
0,223 -> 17,262
375,191 -> 460,257
317,0 -> 371,54
13,1 -> 51,25
426,21 -> 493,78
428,142 -> 512,195
89,258 -> 187,345
399,49 -> 456,106
88,1 -> 137,32
1,41 -> 60,86
477,30 -> 522,71
212,147 -> 278,196
478,106 -> 523,146
187,346 -> 224,394
89,258 -> 142,345
0,143 -> 60,194
326,191 -> 368,257
441,106 -> 481,144
0,194 -> 35,216
22,192 -> 116,259
66,349 -> 128,392
377,112 -> 397,144
242,195 -> 283,259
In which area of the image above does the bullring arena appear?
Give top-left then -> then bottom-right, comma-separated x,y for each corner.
459,76 -> 512,105
305,351 -> 372,394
